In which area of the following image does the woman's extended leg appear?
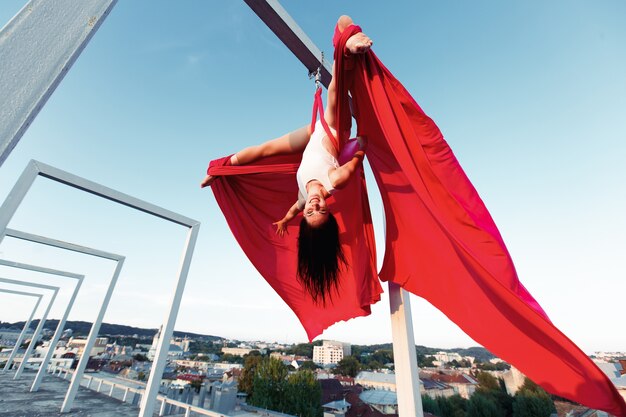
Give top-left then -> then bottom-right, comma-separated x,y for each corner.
324,15 -> 372,134
201,124 -> 311,187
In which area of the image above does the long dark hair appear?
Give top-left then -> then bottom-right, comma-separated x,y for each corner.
297,213 -> 346,305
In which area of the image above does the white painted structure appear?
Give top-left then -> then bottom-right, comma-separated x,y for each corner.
0,277 -> 59,377
0,161 -> 199,417
0,258 -> 84,392
0,288 -> 42,367
0,0 -> 117,166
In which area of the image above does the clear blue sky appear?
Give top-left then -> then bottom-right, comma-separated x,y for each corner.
0,1 -> 624,353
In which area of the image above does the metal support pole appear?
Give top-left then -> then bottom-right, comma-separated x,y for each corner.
138,225 -> 200,417
123,387 -> 130,402
389,282 -> 423,416
0,0 -> 117,167
61,258 -> 123,412
243,0 -> 332,85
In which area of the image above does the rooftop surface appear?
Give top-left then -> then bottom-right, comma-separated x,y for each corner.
0,370 -> 141,417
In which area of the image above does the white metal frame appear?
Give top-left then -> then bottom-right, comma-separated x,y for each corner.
2,228 -> 123,404
0,288 -> 42,368
0,0 -> 118,167
0,278 -> 59,375
0,258 -> 84,392
0,160 -> 200,416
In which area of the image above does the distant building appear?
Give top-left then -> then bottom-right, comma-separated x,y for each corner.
359,389 -> 398,415
496,366 -> 526,396
174,359 -> 211,371
420,370 -> 477,399
313,340 -> 351,365
221,347 -> 252,357
147,326 -> 189,360
355,371 -> 396,391
209,380 -> 238,414
67,337 -> 108,357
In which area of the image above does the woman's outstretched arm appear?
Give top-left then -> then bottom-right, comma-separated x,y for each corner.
273,200 -> 303,236
329,136 -> 367,189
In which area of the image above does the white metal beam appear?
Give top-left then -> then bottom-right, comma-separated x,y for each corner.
243,0 -> 332,85
0,0 -> 118,167
389,282 -> 423,416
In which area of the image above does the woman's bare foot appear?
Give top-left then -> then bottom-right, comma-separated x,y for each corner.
200,174 -> 216,188
346,32 -> 372,54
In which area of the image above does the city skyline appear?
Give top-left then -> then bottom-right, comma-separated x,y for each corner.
0,1 -> 624,353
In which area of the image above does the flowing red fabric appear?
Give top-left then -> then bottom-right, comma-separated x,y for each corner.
335,24 -> 625,417
208,144 -> 383,342
207,24 -> 625,416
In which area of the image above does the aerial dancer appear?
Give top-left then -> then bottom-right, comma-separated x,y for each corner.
204,15 -> 626,416
201,20 -> 372,305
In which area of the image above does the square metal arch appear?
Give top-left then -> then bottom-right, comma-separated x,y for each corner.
1,229 -> 123,407
0,278 -> 59,375
0,160 -> 200,416
0,288 -> 42,371
0,258 -> 84,392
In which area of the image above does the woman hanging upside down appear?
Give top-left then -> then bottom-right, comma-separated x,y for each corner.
201,15 -> 372,304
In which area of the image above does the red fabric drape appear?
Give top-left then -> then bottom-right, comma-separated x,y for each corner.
207,24 -> 626,416
338,24 -> 626,417
208,145 -> 382,342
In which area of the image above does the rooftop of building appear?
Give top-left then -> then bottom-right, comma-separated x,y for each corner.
0,369 -> 139,417
359,389 -> 397,405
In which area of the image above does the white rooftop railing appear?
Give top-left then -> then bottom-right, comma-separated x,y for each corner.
47,365 -> 229,417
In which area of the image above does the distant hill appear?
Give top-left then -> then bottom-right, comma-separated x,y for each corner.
0,320 -> 223,341
352,343 -> 495,362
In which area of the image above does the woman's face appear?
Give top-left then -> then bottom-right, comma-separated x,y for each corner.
304,193 -> 329,227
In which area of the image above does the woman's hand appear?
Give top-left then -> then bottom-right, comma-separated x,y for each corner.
273,220 -> 289,237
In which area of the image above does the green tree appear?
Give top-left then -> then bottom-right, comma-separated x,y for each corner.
476,372 -> 500,392
221,353 -> 244,364
364,360 -> 383,371
436,394 -> 467,417
240,355 -> 262,395
299,360 -> 320,371
371,349 -> 393,364
332,356 -> 361,377
512,378 -> 556,417
250,358 -> 288,410
248,359 -> 322,417
421,395 -> 442,416
137,371 -> 145,381
284,370 -> 323,417
133,353 -> 148,362
467,392 -> 501,417
418,354 -> 436,367
474,372 -> 513,417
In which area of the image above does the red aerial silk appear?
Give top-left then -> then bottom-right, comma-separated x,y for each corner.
208,24 -> 626,416
208,144 -> 383,342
